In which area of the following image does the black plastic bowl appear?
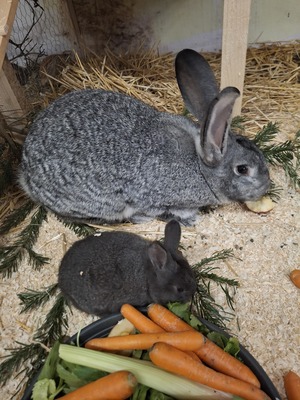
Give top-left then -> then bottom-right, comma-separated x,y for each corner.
21,310 -> 282,400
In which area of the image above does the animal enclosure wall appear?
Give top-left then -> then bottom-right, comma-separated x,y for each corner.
6,0 -> 300,67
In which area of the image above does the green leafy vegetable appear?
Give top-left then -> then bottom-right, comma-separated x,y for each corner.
38,341 -> 60,381
224,337 -> 241,358
168,302 -> 241,359
31,379 -> 58,400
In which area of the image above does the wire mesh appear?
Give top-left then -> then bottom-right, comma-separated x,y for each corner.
6,0 -> 76,84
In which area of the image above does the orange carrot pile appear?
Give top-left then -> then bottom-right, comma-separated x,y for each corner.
284,370 -> 300,400
149,342 -> 269,400
147,303 -> 260,388
83,303 -> 271,400
120,303 -> 201,362
58,370 -> 137,400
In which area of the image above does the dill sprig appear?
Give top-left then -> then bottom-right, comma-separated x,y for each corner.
192,249 -> 239,329
18,283 -> 59,313
0,205 -> 49,277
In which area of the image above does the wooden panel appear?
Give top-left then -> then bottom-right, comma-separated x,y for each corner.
0,0 -> 19,70
0,58 -> 27,130
221,0 -> 251,116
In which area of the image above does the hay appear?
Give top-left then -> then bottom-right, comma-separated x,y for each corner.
0,42 -> 300,400
38,42 -> 300,139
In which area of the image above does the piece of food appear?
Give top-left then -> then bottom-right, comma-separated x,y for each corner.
149,342 -> 271,400
84,330 -> 205,352
147,303 -> 260,388
120,303 -> 165,333
245,196 -> 275,213
59,344 -> 244,400
108,317 -> 135,337
284,370 -> 300,400
289,269 -> 300,289
58,370 -> 137,400
121,303 -> 201,362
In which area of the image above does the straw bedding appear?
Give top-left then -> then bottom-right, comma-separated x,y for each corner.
0,42 -> 299,399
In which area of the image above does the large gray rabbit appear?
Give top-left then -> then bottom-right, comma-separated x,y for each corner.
19,49 -> 270,225
58,220 -> 197,316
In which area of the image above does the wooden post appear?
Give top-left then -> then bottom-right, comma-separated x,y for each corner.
0,0 -> 28,131
0,0 -> 19,69
62,0 -> 84,54
221,0 -> 252,116
0,58 -> 28,130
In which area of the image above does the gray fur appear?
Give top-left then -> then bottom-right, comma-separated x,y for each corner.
19,49 -> 270,225
58,220 -> 197,316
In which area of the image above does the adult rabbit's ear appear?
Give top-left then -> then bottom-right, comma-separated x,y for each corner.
200,87 -> 240,167
148,243 -> 167,270
163,220 -> 181,252
175,49 -> 219,121
175,49 -> 240,167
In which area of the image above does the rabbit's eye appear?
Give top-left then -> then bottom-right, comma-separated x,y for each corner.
235,164 -> 249,176
177,287 -> 184,293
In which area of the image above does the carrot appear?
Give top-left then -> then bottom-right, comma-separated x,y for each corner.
289,269 -> 300,289
149,342 -> 271,400
85,330 -> 205,352
120,304 -> 165,333
120,304 -> 202,362
284,370 -> 300,400
147,303 -> 260,388
58,370 -> 137,400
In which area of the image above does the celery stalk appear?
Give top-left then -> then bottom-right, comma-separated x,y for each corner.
59,344 -> 244,400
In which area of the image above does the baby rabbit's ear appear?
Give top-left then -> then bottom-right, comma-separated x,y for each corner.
163,220 -> 181,252
175,49 -> 219,121
200,87 -> 240,167
148,243 -> 168,270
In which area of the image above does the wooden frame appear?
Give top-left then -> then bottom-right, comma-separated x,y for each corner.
0,0 -> 26,129
221,0 -> 252,117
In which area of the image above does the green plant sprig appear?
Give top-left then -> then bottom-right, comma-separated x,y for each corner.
192,249 -> 239,329
0,205 -> 49,277
252,123 -> 300,188
56,217 -> 97,238
33,293 -> 69,346
0,290 -> 69,393
18,284 -> 59,313
0,342 -> 46,389
0,199 -> 36,235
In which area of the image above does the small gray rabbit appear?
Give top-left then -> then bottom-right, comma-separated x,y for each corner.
19,49 -> 270,226
58,220 -> 197,316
